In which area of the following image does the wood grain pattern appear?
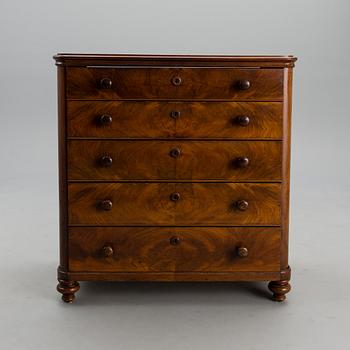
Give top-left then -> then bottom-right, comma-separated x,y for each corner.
57,65 -> 68,271
68,183 -> 281,225
55,54 -> 296,302
281,67 -> 293,270
68,227 -> 281,272
66,67 -> 284,100
58,270 -> 281,282
67,101 -> 283,139
67,140 -> 282,181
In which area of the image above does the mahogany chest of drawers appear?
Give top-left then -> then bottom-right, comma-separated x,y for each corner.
54,54 -> 297,303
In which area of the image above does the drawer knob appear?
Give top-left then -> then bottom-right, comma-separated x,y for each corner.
170,148 -> 181,158
170,192 -> 181,202
102,245 -> 114,257
100,77 -> 113,89
100,200 -> 113,211
237,79 -> 251,90
99,114 -> 113,126
170,236 -> 181,245
99,155 -> 113,167
234,157 -> 250,168
171,76 -> 182,86
236,200 -> 249,211
237,247 -> 249,258
235,115 -> 250,126
170,110 -> 181,119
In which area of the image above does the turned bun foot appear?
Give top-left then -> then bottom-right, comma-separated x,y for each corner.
268,280 -> 291,302
57,279 -> 80,303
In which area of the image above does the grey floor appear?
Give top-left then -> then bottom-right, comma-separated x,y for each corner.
1,175 -> 349,350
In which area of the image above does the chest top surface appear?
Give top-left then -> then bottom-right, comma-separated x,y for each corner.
54,53 -> 297,67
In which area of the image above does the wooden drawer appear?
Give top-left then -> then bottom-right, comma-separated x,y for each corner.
68,227 -> 281,272
68,183 -> 281,225
66,67 -> 284,100
67,101 -> 283,139
68,140 -> 282,181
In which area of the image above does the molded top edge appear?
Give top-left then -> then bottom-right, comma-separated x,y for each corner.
53,53 -> 297,67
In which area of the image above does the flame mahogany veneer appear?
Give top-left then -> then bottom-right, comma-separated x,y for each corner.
54,54 -> 297,303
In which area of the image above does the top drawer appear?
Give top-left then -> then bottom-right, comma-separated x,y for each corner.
66,67 -> 284,101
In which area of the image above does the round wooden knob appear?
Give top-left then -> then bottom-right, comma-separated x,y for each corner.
236,200 -> 249,211
102,245 -> 114,257
171,76 -> 182,86
235,115 -> 250,126
100,200 -> 113,211
237,247 -> 249,258
170,236 -> 181,245
234,157 -> 250,168
99,155 -> 113,167
100,77 -> 113,89
170,148 -> 181,158
99,114 -> 113,126
237,79 -> 251,90
170,110 -> 181,119
170,192 -> 181,202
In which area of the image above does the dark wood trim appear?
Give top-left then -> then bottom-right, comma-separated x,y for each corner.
54,53 -> 297,68
66,225 -> 281,227
66,99 -> 285,102
54,53 -> 297,60
67,224 -> 281,228
280,68 -> 293,270
67,137 -> 283,141
57,65 -> 68,271
280,266 -> 291,281
58,267 -> 280,282
67,180 -> 283,183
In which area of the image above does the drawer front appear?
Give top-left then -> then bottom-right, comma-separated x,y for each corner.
66,67 -> 283,100
68,140 -> 282,181
69,227 -> 281,272
67,101 -> 283,139
68,183 -> 281,225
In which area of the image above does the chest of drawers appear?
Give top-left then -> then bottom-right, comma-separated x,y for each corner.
54,54 -> 297,303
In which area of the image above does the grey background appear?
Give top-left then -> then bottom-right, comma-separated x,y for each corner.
0,0 -> 349,349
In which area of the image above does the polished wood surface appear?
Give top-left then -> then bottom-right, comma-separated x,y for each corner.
57,65 -> 68,271
268,279 -> 291,302
54,53 -> 297,68
66,67 -> 283,100
69,227 -> 281,272
55,54 -> 296,302
68,140 -> 282,181
281,68 -> 293,270
56,280 -> 80,303
68,183 -> 281,225
67,101 -> 283,139
58,268 -> 281,282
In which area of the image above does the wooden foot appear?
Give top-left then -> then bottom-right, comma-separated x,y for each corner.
268,280 -> 291,302
57,279 -> 80,303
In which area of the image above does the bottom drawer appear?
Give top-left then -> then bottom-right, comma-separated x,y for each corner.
69,227 -> 281,272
